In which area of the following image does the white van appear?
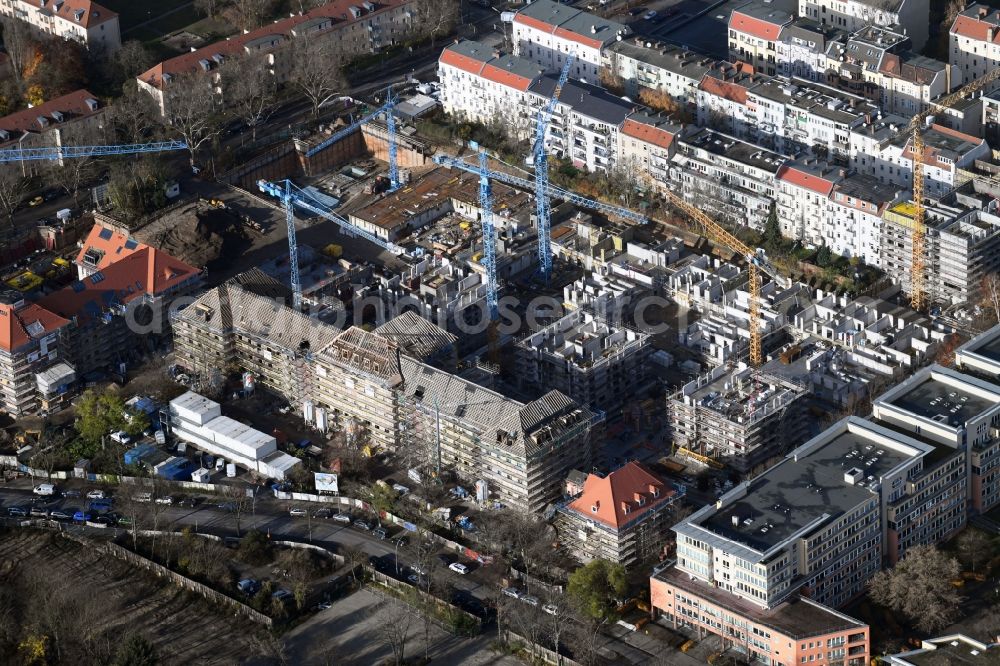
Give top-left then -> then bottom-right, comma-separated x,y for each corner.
32,483 -> 55,496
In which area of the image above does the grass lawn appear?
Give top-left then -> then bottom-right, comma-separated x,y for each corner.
101,0 -> 198,34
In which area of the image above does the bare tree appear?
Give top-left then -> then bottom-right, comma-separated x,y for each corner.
343,544 -> 369,585
370,596 -> 415,665
162,73 -> 223,169
290,39 -> 347,118
112,40 -> 155,83
0,18 -> 34,83
979,272 -> 1000,324
410,0 -> 459,47
107,82 -> 161,144
956,529 -> 993,574
48,124 -> 104,205
222,56 -> 277,142
868,544 -> 963,633
0,165 -> 29,225
194,0 -> 228,19
229,0 -> 273,32
221,483 -> 253,536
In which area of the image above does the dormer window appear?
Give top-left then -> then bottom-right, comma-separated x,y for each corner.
51,110 -> 63,123
73,8 -> 84,21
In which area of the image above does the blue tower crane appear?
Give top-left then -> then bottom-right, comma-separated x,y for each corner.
0,140 -> 188,163
433,153 -> 646,225
533,55 -> 575,281
477,149 -> 499,322
304,88 -> 400,191
258,178 -> 405,310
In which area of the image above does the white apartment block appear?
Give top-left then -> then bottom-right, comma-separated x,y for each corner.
0,0 -> 120,53
798,0 -> 929,52
950,4 -> 1000,92
776,18 -> 846,82
617,111 -> 680,187
825,174 -> 902,265
674,417 -> 928,609
878,123 -> 989,199
728,4 -> 793,77
512,0 -> 629,82
669,127 -> 784,230
438,40 -> 544,136
603,39 -> 715,108
775,161 -> 842,246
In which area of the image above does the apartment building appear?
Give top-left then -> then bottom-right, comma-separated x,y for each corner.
956,325 -> 1000,514
669,127 -> 784,230
511,0 -> 629,81
616,111 -> 679,187
950,4 -> 1000,91
775,161 -> 841,246
38,236 -> 202,376
0,0 -> 120,53
798,0 -> 929,51
881,195 -> 1000,305
871,365 -> 1000,558
0,291 -> 69,416
555,462 -> 682,567
171,269 -> 338,406
776,18 -> 846,81
728,4 -> 793,76
0,90 -> 104,176
138,0 -> 423,113
602,39 -> 716,107
515,309 -> 651,414
825,26 -> 909,100
877,52 -> 957,118
438,40 -> 544,133
887,635 -> 1000,665
879,123 -> 989,199
668,364 -> 809,473
696,67 -> 758,139
824,174 -> 902,265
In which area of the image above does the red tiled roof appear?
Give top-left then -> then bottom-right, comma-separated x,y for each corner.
0,301 -> 68,353
19,0 -> 117,28
951,13 -> 1000,43
138,0 -> 409,90
729,10 -> 785,41
566,462 -> 675,530
439,47 -> 488,77
480,62 -> 536,91
552,25 -> 603,50
75,223 -> 146,270
40,247 -> 199,324
621,118 -> 675,149
777,165 -> 836,195
902,124 -> 984,169
0,89 -> 100,138
700,76 -> 748,105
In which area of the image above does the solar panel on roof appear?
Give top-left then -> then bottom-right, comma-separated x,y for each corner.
98,228 -> 113,240
91,272 -> 105,284
71,281 -> 85,293
124,239 -> 138,250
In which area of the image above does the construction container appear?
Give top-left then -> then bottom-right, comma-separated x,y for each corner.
124,443 -> 156,466
191,468 -> 211,483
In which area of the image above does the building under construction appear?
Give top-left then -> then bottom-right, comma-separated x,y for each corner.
515,310 -> 652,414
668,365 -> 809,473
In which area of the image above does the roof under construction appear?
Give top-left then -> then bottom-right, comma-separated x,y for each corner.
374,311 -> 457,361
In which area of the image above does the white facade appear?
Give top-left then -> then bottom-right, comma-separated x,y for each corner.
950,4 -> 1000,91
798,0 -> 929,51
0,0 -> 121,53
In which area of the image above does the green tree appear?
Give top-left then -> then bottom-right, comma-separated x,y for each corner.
761,204 -> 782,252
367,481 -> 397,526
112,633 -> 158,666
815,244 -> 833,268
75,389 -> 149,445
868,544 -> 963,633
566,559 -> 628,622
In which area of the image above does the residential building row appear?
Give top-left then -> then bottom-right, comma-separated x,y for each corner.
137,0 -> 433,114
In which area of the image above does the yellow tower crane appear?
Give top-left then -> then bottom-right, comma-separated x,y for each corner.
662,190 -> 787,366
897,68 -> 1000,311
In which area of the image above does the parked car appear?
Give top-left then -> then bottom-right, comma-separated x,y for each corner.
86,489 -> 106,499
521,595 -> 540,607
154,496 -> 174,505
50,509 -> 73,520
272,589 -> 293,601
333,513 -> 352,524
27,196 -> 43,207
502,587 -> 522,599
237,579 -> 259,595
7,506 -> 27,517
627,6 -> 643,15
313,508 -> 332,519
134,492 -> 153,503
178,496 -> 199,508
448,562 -> 469,575
353,519 -> 371,531
89,500 -> 113,512
29,506 -> 50,517
63,489 -> 81,498
289,507 -> 308,517
437,553 -> 453,566
32,483 -> 55,496
543,603 -> 559,615
372,527 -> 388,540
643,9 -> 657,19
73,511 -> 92,522
410,564 -> 427,576
406,573 -> 421,585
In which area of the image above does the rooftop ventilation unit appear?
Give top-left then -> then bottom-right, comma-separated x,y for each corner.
844,467 -> 864,485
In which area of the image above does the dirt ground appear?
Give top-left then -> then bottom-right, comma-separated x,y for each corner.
133,200 -> 229,270
0,529 -> 276,665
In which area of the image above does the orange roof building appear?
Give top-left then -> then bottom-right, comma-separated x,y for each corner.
0,0 -> 120,53
0,293 -> 70,415
556,462 -> 681,567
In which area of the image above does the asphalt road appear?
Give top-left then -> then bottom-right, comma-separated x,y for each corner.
0,484 -> 494,601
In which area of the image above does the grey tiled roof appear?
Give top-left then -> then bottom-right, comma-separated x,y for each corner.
374,311 -> 457,361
